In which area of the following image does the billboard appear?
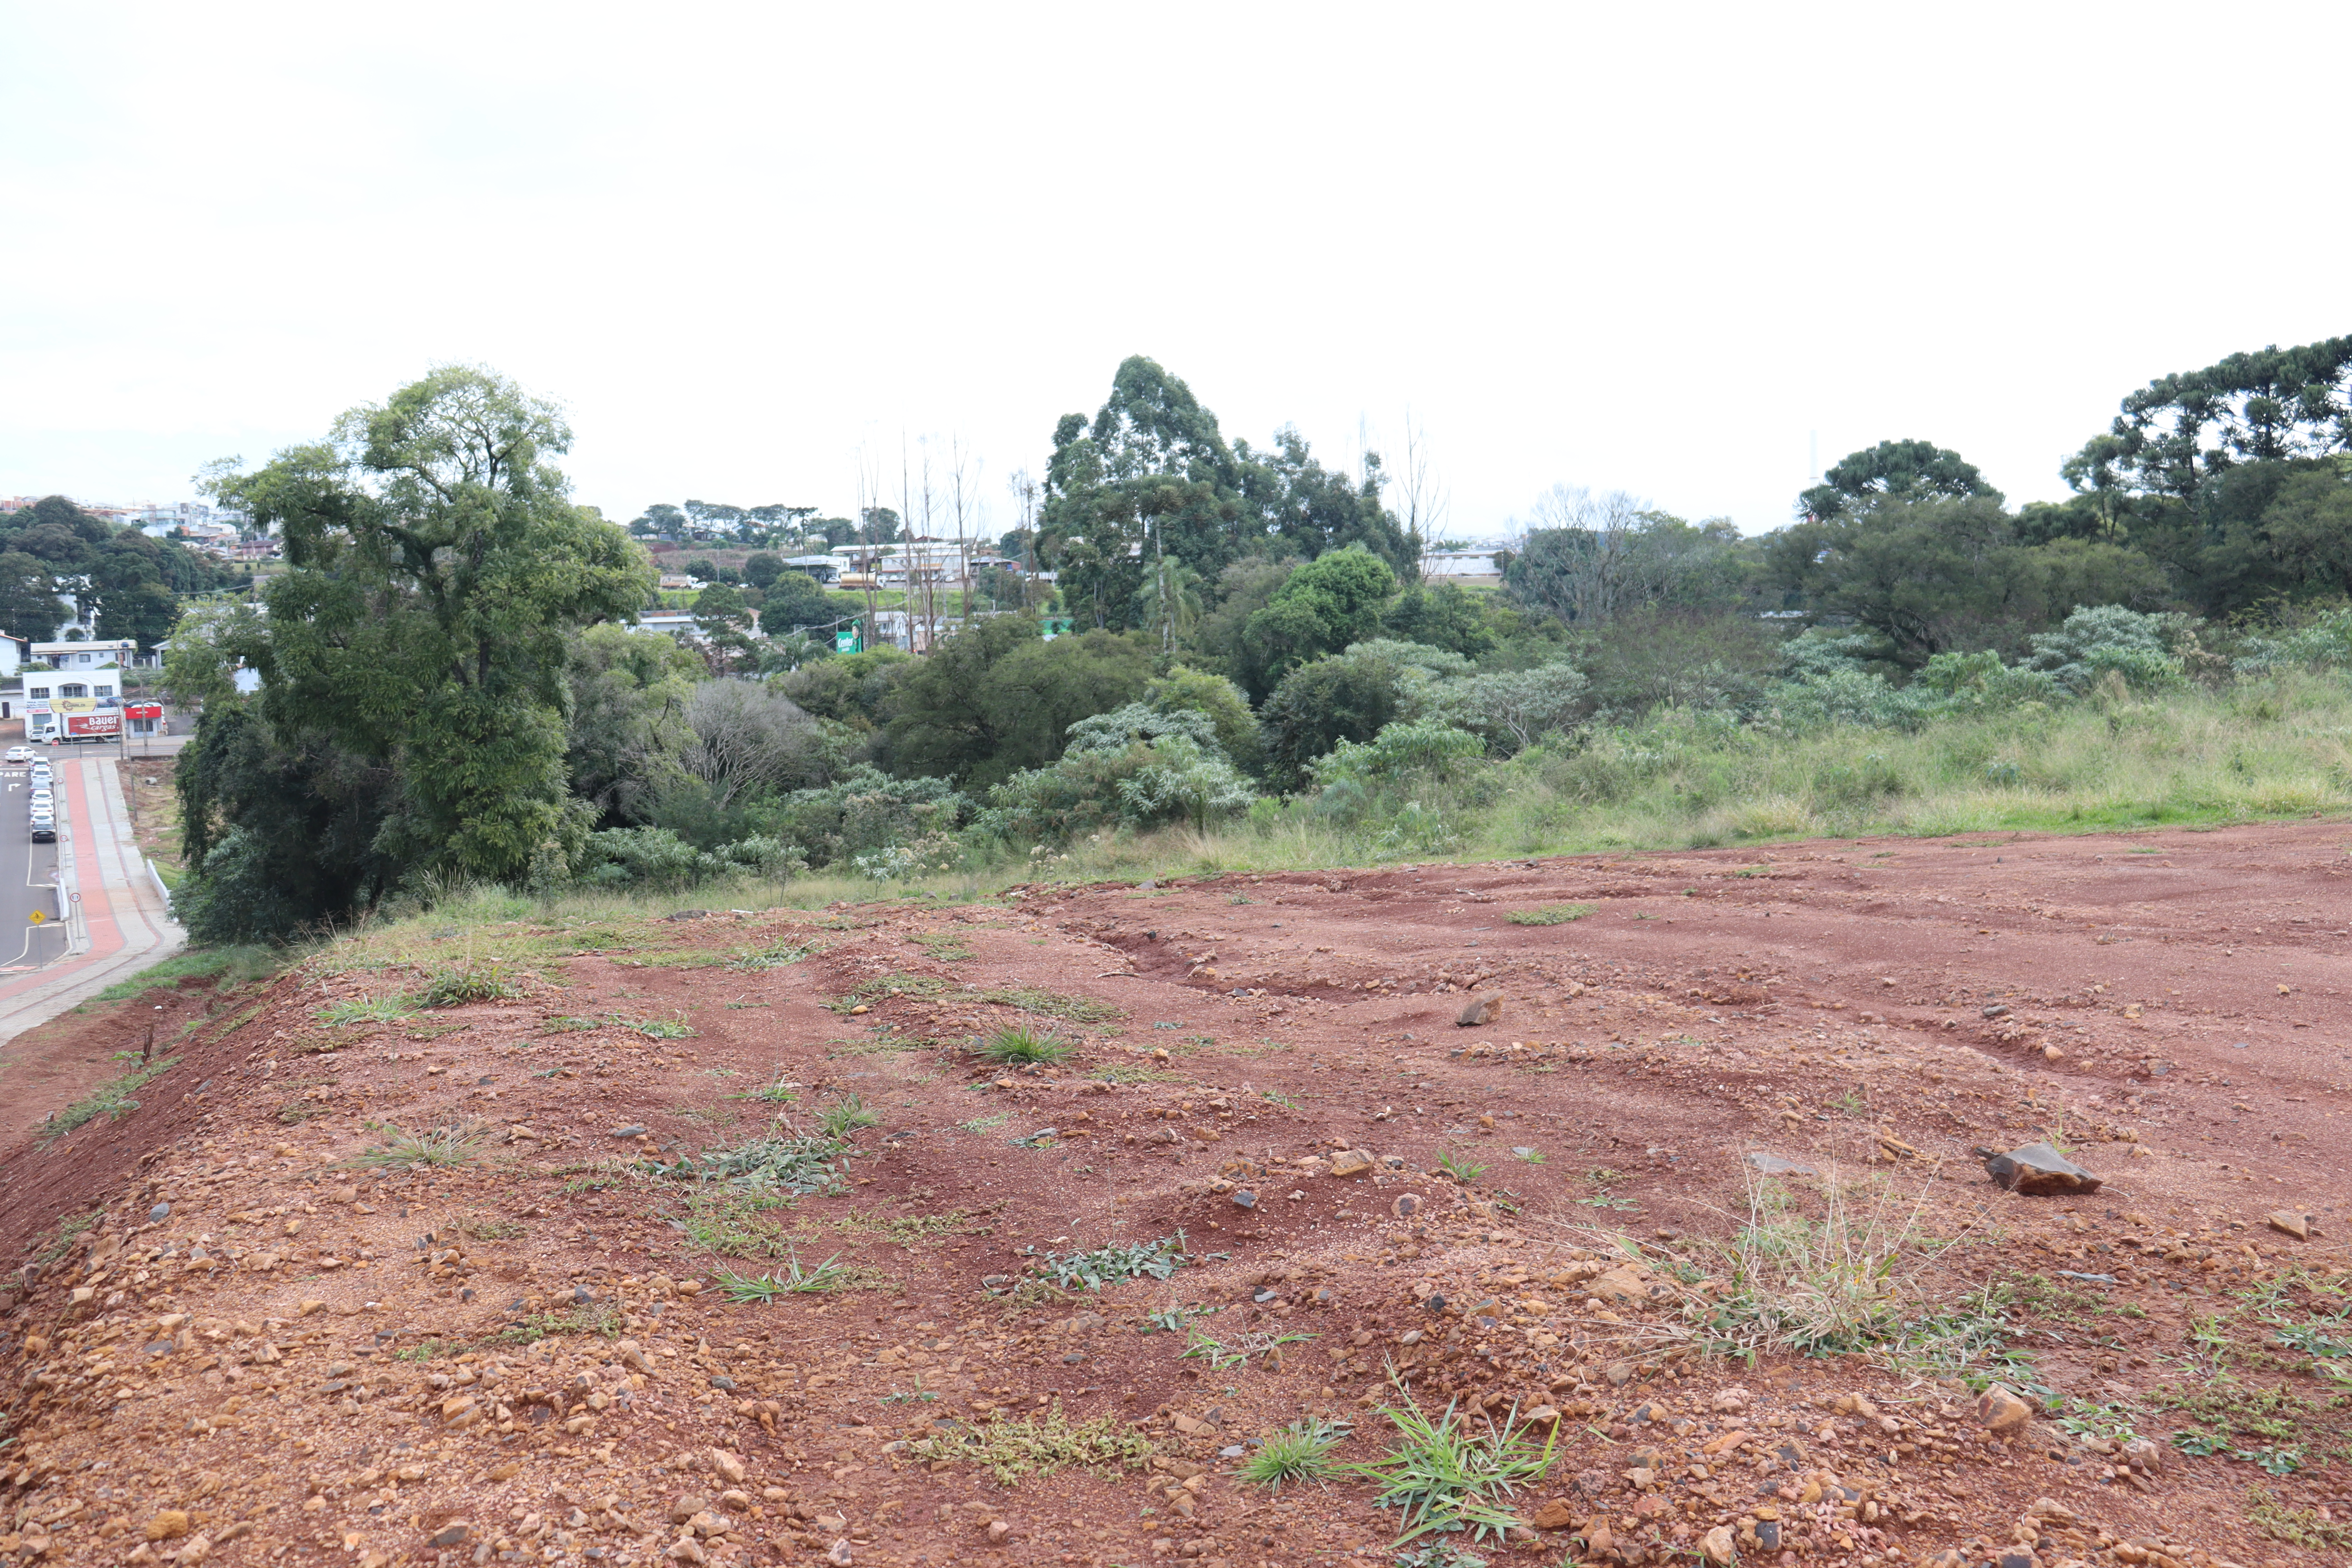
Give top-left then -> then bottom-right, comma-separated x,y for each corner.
64,711 -> 120,737
126,704 -> 163,720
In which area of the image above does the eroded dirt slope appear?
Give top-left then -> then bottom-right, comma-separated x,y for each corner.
5,822 -> 2352,1568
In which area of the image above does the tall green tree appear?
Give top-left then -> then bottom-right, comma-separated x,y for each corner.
1234,427 -> 1414,572
1798,440 -> 2002,521
198,365 -> 653,896
1038,357 -> 1246,628
0,551 -> 62,641
2065,338 -> 2352,505
1236,545 -> 1397,699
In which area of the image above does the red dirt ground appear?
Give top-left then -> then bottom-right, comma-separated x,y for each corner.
5,822 -> 2352,1568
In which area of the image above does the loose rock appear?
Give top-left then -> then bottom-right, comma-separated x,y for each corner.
1974,1383 -> 2034,1434
2267,1210 -> 2312,1240
1455,994 -> 1504,1027
1979,1142 -> 2102,1196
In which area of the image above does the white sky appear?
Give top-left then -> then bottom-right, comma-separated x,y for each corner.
4,2 -> 2347,542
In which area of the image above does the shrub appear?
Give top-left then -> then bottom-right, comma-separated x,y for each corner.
2026,605 -> 2187,694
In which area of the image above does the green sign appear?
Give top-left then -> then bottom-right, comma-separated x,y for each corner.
835,625 -> 862,654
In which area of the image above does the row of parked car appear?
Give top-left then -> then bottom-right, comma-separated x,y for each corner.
7,747 -> 56,842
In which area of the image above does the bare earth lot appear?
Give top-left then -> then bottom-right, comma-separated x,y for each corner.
6,822 -> 2352,1568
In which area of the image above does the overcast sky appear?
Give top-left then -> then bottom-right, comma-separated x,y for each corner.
4,3 -> 2346,542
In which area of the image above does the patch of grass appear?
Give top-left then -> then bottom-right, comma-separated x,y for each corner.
2247,1483 -> 2352,1548
1689,1172 -> 1958,1360
316,997 -> 415,1027
828,1207 -> 978,1244
960,1112 -> 1011,1134
909,932 -> 973,962
646,1129 -> 851,1195
346,1121 -> 494,1171
982,984 -> 1121,1024
40,1055 -> 180,1145
413,966 -> 513,1008
677,1189 -> 795,1260
1344,1388 -> 1559,1545
276,1100 -> 331,1124
1433,1150 -> 1488,1184
904,1402 -> 1154,1485
1505,904 -> 1595,926
1038,1233 -> 1189,1290
739,1077 -> 800,1105
32,1210 -> 102,1266
1238,1417 -> 1348,1490
973,1023 -> 1074,1067
726,940 -> 816,972
92,946 -> 278,1004
1086,1062 -> 1179,1084
712,1250 -> 872,1299
832,972 -> 956,1012
819,1093 -> 882,1139
2147,1377 -> 2328,1448
479,1302 -> 621,1346
456,1215 -> 526,1241
1182,1324 -> 1317,1372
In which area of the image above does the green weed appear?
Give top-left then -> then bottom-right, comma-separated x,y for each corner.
1434,1150 -> 1488,1184
316,997 -> 415,1027
973,1023 -> 1073,1067
1344,1388 -> 1559,1545
1038,1233 -> 1189,1290
1505,904 -> 1594,926
347,1121 -> 493,1170
1182,1324 -> 1316,1372
903,1403 -> 1154,1485
1237,1417 -> 1348,1490
39,1055 -> 180,1145
413,967 -> 513,1007
712,1252 -> 864,1299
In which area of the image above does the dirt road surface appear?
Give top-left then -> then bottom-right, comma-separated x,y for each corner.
4,822 -> 2351,1567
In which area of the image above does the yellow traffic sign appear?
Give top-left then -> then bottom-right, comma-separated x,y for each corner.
27,910 -> 44,925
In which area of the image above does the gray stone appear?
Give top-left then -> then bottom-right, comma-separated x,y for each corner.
149,1203 -> 170,1223
611,1125 -> 647,1138
1229,1189 -> 1256,1210
1979,1142 -> 2102,1196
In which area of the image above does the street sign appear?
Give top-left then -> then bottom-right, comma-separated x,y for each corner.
28,911 -> 43,924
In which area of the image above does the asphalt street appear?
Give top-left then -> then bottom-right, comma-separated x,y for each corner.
0,759 -> 71,971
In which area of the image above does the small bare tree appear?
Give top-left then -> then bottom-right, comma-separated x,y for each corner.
1521,485 -> 1655,623
1396,412 -> 1450,583
682,680 -> 822,809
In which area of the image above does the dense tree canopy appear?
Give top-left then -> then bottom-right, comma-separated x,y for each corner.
187,365 -> 652,906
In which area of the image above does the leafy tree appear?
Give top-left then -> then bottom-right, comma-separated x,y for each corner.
1039,357 -> 1246,627
758,569 -> 841,636
1258,642 -> 1419,789
775,646 -> 910,731
860,507 -> 902,544
171,701 -> 403,944
1238,545 -> 1397,699
693,581 -> 756,673
1187,555 -> 1296,683
679,679 -> 830,808
1508,492 -> 1753,623
197,365 -> 652,902
684,556 -> 721,581
813,516 -> 858,546
631,502 -> 687,537
743,552 -> 784,588
1234,426 -> 1414,572
1144,666 -> 1261,776
1797,440 -> 2003,521
966,630 -> 1154,788
1381,580 -> 1495,658
2065,338 -> 2352,504
880,615 -> 1043,784
1765,495 -> 2163,665
564,622 -> 699,825
0,550 -> 63,640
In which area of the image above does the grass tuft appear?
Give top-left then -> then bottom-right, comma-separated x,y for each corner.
1505,903 -> 1595,926
712,1251 -> 869,1299
1036,1232 -> 1189,1290
413,966 -> 513,1007
346,1121 -> 494,1170
904,1402 -> 1154,1485
1237,1417 -> 1348,1490
1345,1388 -> 1558,1545
40,1055 -> 180,1145
973,1023 -> 1073,1066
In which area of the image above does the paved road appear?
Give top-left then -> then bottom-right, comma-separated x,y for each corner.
0,761 -> 72,971
0,753 -> 181,1052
